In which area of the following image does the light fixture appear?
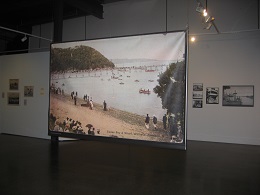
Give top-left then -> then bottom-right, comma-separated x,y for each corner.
196,2 -> 204,14
203,9 -> 208,17
0,26 -> 52,42
21,35 -> 27,42
205,16 -> 215,23
204,23 -> 213,30
190,36 -> 196,42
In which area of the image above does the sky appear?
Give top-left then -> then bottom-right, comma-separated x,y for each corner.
52,31 -> 186,61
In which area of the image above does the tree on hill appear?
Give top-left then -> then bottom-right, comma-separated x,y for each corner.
153,61 -> 186,125
50,45 -> 115,72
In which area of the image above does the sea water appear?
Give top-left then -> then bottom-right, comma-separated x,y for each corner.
51,62 -> 176,120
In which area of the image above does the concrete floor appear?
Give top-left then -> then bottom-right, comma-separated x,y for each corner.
0,134 -> 259,195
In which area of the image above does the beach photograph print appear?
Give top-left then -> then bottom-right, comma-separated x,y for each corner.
223,85 -> 254,107
49,31 -> 187,148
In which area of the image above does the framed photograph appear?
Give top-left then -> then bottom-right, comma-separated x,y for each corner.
223,85 -> 254,107
48,31 -> 187,150
24,86 -> 34,97
192,100 -> 203,108
192,91 -> 203,99
193,83 -> 203,91
9,79 -> 19,90
8,92 -> 20,105
206,87 -> 219,104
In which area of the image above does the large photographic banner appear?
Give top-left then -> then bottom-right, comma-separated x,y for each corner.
49,31 -> 187,149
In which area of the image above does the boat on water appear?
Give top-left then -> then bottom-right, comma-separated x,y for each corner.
223,90 -> 242,105
145,69 -> 155,72
139,89 -> 151,94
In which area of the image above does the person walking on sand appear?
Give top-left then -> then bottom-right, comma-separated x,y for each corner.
90,99 -> 93,110
74,94 -> 77,105
145,114 -> 150,129
153,115 -> 157,130
103,100 -> 107,111
163,114 -> 167,130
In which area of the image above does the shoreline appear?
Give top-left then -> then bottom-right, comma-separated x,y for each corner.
49,92 -> 172,143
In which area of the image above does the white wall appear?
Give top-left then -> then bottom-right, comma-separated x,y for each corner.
0,52 -> 50,139
1,0 -> 260,145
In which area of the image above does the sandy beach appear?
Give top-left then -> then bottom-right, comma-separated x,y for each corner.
49,92 -> 172,143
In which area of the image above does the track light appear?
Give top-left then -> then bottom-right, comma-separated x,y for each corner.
196,3 -> 204,14
204,23 -> 213,30
205,16 -> 215,23
21,35 -> 27,42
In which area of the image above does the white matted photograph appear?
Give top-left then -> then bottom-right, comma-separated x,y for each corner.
8,92 -> 20,105
192,100 -> 203,108
24,86 -> 34,97
206,87 -> 219,104
193,83 -> 203,91
9,79 -> 19,90
193,91 -> 203,99
223,85 -> 254,107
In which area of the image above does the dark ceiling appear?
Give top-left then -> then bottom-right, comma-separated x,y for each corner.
0,0 -> 125,53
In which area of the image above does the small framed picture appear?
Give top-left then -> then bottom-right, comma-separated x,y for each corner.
8,92 -> 20,105
193,91 -> 203,99
193,100 -> 203,108
206,87 -> 219,104
24,86 -> 34,97
193,83 -> 203,91
9,79 -> 19,90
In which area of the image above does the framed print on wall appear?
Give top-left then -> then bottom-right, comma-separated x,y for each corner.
48,31 -> 188,150
8,92 -> 20,105
206,87 -> 219,104
24,86 -> 34,97
222,85 -> 254,107
9,79 -> 19,90
193,83 -> 203,91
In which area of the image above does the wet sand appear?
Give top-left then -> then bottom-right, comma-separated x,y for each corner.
49,93 -> 171,142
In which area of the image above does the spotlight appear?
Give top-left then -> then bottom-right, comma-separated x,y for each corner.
205,16 -> 215,23
21,35 -> 27,42
190,36 -> 196,42
203,9 -> 208,17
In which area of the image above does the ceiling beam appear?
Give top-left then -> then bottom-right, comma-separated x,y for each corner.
64,0 -> 103,19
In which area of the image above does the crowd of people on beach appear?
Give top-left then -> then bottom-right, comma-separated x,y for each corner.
144,113 -> 183,143
50,113 -> 100,135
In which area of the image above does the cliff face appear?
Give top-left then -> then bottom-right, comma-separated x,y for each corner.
50,45 -> 115,72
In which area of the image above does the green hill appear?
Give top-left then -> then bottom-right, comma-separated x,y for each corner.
50,45 -> 115,72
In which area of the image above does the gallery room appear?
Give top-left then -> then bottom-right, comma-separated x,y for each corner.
0,0 -> 259,194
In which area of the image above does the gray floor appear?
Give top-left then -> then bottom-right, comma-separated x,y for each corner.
0,134 -> 259,195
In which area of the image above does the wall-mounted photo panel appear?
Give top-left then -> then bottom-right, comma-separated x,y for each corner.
9,79 -> 19,90
48,31 -> 187,150
8,92 -> 20,105
24,86 -> 34,97
192,100 -> 203,108
193,83 -> 203,91
192,91 -> 203,99
223,85 -> 254,107
206,87 -> 219,104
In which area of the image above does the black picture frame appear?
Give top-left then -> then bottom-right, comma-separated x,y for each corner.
9,79 -> 19,90
222,85 -> 254,107
206,87 -> 219,104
